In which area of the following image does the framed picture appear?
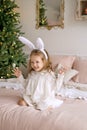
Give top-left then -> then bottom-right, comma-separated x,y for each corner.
76,0 -> 87,20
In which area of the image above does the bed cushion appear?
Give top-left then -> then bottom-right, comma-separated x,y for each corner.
53,63 -> 78,83
50,55 -> 76,70
73,57 -> 87,84
63,69 -> 78,83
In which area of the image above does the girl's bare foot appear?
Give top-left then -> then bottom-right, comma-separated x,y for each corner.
18,98 -> 28,106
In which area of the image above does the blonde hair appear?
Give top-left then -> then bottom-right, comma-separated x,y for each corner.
28,49 -> 52,73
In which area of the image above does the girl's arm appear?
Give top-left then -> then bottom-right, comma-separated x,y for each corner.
57,64 -> 67,75
13,67 -> 25,86
13,67 -> 22,78
13,67 -> 29,89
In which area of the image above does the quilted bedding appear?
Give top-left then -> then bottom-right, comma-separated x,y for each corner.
0,88 -> 87,130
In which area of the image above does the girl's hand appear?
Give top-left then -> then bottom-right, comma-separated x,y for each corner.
13,67 -> 22,78
58,67 -> 67,74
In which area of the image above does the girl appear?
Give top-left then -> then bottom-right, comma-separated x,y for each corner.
13,37 -> 64,111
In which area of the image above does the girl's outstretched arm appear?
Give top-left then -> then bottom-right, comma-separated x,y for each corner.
13,67 -> 27,89
13,67 -> 22,78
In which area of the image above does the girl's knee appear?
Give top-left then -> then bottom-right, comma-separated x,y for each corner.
18,98 -> 28,106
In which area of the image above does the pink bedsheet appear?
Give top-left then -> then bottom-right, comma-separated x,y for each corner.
0,88 -> 87,130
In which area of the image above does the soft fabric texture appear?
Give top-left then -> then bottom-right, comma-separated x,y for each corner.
54,65 -> 87,99
57,82 -> 87,99
0,79 -> 6,82
0,88 -> 87,130
0,87 -> 23,96
18,70 -> 63,110
63,69 -> 78,83
53,64 -> 78,83
0,78 -> 23,90
50,55 -> 76,70
65,81 -> 87,91
73,56 -> 87,84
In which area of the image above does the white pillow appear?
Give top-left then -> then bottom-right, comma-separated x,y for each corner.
63,69 -> 79,84
54,63 -> 78,84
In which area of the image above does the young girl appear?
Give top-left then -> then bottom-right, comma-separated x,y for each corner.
13,37 -> 64,111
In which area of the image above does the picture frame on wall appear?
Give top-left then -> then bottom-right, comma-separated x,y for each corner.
76,0 -> 87,20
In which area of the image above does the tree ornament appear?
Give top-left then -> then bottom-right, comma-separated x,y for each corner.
0,0 -> 27,79
12,63 -> 16,68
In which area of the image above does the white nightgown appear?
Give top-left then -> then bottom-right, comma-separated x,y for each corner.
18,70 -> 63,110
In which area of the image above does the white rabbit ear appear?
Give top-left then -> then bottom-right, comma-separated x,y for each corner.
18,36 -> 35,50
36,37 -> 48,59
35,37 -> 45,49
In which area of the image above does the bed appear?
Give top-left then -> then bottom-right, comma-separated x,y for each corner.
0,87 -> 87,130
0,54 -> 87,130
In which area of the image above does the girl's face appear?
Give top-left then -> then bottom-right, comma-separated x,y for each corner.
30,55 -> 44,72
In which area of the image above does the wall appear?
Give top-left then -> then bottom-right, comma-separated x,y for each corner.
16,0 -> 87,56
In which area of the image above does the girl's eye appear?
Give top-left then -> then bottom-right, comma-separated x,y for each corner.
36,61 -> 39,63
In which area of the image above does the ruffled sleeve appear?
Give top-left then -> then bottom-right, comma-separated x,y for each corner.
17,74 -> 30,89
56,74 -> 64,92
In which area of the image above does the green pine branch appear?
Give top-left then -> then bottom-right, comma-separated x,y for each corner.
39,0 -> 48,26
0,0 -> 27,79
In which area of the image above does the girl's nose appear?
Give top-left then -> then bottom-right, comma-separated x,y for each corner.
33,63 -> 37,67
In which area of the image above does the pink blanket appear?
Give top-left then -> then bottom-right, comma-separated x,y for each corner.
0,88 -> 87,130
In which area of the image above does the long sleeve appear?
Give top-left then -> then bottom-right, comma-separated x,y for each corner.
56,74 -> 64,92
17,74 -> 29,89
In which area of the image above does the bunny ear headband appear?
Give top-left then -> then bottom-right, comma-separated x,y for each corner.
18,36 -> 48,59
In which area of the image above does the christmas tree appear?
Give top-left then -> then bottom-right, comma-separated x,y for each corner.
0,0 -> 27,79
39,0 -> 48,26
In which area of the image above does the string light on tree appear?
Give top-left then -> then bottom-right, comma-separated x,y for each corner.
0,0 -> 27,79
